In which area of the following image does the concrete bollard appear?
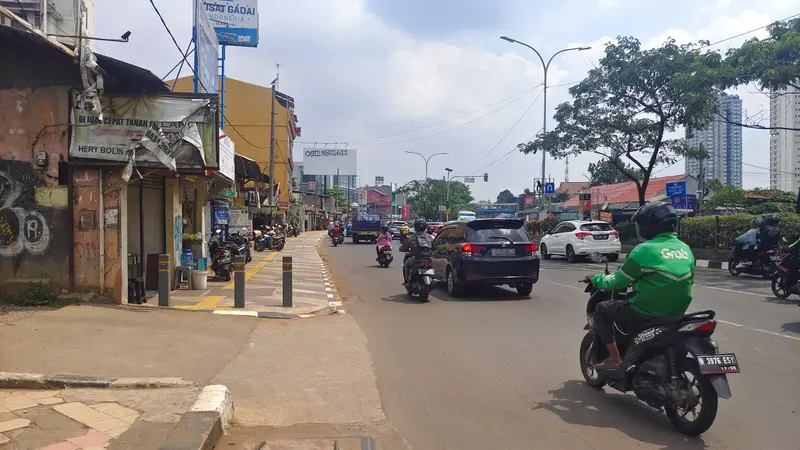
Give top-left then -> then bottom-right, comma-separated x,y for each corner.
234,255 -> 245,308
282,256 -> 293,307
158,254 -> 170,307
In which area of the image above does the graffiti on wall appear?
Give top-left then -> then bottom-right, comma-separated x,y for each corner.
0,164 -> 51,258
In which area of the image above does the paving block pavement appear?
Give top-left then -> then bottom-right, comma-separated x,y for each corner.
0,386 -> 200,450
145,231 -> 340,318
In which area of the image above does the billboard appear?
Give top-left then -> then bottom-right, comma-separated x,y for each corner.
303,148 -> 357,176
194,0 -> 219,93
201,0 -> 259,47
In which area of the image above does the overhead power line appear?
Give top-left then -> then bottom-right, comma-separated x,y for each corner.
704,12 -> 800,48
148,0 -> 269,150
461,88 -> 545,174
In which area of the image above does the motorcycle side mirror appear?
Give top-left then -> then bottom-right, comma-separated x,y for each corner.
588,252 -> 610,274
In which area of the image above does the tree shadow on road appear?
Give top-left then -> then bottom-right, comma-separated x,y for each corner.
531,380 -> 708,450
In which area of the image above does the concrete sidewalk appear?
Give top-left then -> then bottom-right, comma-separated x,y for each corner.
157,231 -> 339,318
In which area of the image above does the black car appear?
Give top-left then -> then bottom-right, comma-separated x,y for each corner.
430,218 -> 540,297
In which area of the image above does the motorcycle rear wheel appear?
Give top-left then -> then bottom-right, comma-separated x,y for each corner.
664,357 -> 718,436
579,332 -> 606,389
728,258 -> 740,276
254,241 -> 266,252
419,284 -> 430,302
771,273 -> 791,299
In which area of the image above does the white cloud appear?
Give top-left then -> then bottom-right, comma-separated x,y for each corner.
92,0 -> 798,198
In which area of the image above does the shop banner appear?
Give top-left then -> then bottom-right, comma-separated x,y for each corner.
219,132 -> 235,182
201,0 -> 259,47
70,94 -> 216,170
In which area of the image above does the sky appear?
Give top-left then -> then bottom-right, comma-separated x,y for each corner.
93,0 -> 800,202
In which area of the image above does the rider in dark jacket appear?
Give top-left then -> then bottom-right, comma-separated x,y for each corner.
400,218 -> 434,284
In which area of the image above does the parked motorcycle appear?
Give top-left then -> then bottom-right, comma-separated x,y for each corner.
254,226 -> 285,252
377,244 -> 393,268
208,230 -> 233,281
403,254 -> 434,302
579,254 -> 739,436
228,231 -> 252,263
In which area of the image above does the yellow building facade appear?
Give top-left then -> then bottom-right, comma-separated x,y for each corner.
171,77 -> 298,212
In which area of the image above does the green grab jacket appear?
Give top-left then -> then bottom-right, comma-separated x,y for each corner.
590,232 -> 695,317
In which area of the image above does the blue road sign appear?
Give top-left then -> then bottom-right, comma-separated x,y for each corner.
193,0 -> 219,94
666,181 -> 686,197
671,193 -> 698,210
544,182 -> 555,194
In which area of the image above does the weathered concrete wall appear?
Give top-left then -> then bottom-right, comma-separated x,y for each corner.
71,168 -> 128,303
0,87 -> 71,288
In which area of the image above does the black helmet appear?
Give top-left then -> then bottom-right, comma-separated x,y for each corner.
381,225 -> 389,233
631,202 -> 678,240
414,218 -> 427,232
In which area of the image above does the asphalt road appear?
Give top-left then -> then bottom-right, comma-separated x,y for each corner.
322,240 -> 800,450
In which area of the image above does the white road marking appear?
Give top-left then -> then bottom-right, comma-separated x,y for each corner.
694,285 -> 770,297
717,320 -> 800,342
546,281 -> 584,291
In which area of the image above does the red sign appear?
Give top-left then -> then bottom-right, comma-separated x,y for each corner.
524,195 -> 535,207
401,204 -> 410,220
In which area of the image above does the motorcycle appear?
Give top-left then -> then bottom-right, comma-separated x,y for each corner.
770,252 -> 800,299
377,244 -> 393,268
228,231 -> 252,263
403,254 -> 434,302
208,230 -> 233,281
332,233 -> 344,247
579,254 -> 739,436
254,227 -> 285,252
728,245 -> 781,278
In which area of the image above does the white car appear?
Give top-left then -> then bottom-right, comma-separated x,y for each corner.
539,220 -> 621,263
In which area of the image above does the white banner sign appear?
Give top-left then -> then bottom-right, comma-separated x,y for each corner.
302,148 -> 357,176
218,131 -> 235,182
69,95 -> 213,169
202,0 -> 259,47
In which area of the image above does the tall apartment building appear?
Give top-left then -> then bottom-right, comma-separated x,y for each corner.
769,86 -> 800,192
685,94 -> 743,188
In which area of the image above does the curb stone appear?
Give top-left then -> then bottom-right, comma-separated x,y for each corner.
159,385 -> 233,450
594,254 -> 728,270
0,372 -> 194,389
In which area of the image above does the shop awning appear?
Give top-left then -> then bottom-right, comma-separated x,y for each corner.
235,154 -> 268,182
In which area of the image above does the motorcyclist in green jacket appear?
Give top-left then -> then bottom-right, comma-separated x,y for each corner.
586,203 -> 695,370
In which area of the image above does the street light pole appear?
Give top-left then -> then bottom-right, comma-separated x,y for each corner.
499,36 -> 590,206
405,151 -> 449,181
445,168 -> 453,221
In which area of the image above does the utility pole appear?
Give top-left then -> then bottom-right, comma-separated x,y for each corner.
267,70 -> 278,223
697,147 -> 706,213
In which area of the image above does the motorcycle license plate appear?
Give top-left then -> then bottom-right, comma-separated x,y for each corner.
771,256 -> 782,260
218,258 -> 231,265
490,248 -> 516,257
696,354 -> 740,374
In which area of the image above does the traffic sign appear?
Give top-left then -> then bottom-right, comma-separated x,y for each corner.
464,177 -> 475,183
666,181 -> 686,197
444,209 -> 451,215
671,193 -> 697,210
544,182 -> 555,194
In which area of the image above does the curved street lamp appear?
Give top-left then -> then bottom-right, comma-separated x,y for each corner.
405,151 -> 449,181
500,36 -> 590,197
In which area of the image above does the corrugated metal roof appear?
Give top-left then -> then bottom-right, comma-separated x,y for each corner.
564,175 -> 686,207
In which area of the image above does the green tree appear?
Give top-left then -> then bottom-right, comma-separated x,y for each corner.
518,37 -> 719,206
587,159 -> 644,186
702,185 -> 747,213
496,189 -> 516,204
398,179 -> 473,220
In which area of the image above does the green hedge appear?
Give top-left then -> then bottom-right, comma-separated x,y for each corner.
525,217 -> 561,238
680,213 -> 800,249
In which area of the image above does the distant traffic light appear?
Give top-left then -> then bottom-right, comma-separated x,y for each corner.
483,173 -> 488,182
